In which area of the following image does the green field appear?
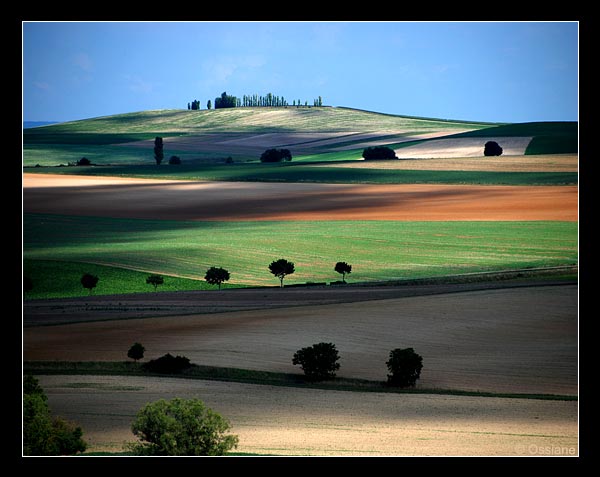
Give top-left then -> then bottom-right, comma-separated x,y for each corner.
24,163 -> 578,185
23,259 -> 232,299
23,214 -> 577,296
23,108 -> 576,170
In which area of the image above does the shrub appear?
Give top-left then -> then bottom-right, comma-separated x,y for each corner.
128,342 -> 145,362
23,375 -> 87,455
386,348 -> 423,387
77,157 -> 91,166
484,141 -> 503,156
168,155 -> 181,165
80,273 -> 99,295
143,353 -> 191,374
362,146 -> 397,160
292,342 -> 340,381
146,274 -> 164,291
130,398 -> 238,456
260,148 -> 292,163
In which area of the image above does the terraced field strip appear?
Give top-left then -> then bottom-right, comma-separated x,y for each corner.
318,154 -> 578,172
24,285 -> 577,395
24,174 -> 577,221
37,375 -> 578,455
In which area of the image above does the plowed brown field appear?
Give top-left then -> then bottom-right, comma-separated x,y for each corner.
24,285 -> 577,395
23,174 -> 577,221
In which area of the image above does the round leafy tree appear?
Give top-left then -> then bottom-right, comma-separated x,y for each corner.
130,398 -> 239,456
362,146 -> 397,160
168,155 -> 181,165
484,141 -> 503,156
386,347 -> 423,387
77,157 -> 91,166
260,148 -> 292,163
268,259 -> 295,288
334,262 -> 352,283
204,266 -> 230,290
128,342 -> 145,362
292,342 -> 340,381
23,375 -> 87,455
146,274 -> 164,291
80,273 -> 99,295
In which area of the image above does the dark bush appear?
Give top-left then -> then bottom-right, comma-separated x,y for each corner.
143,353 -> 191,374
80,273 -> 99,295
362,146 -> 397,160
292,342 -> 340,381
386,347 -> 423,387
77,157 -> 91,166
225,156 -> 234,164
260,148 -> 292,163
484,141 -> 503,156
168,155 -> 181,165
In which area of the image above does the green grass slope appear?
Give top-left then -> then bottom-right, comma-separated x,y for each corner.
23,259 -> 232,299
24,214 -> 578,290
24,107 -> 494,137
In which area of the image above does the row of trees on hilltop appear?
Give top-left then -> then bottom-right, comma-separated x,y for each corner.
188,92 -> 324,110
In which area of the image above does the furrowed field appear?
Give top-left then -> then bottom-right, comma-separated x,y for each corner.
22,106 -> 578,456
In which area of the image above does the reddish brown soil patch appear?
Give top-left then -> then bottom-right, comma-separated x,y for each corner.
23,174 -> 577,221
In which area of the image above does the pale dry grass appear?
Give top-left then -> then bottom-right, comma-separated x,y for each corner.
323,154 -> 578,173
394,137 -> 533,159
38,375 -> 578,456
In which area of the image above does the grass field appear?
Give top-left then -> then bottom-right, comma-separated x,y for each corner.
23,214 -> 577,292
23,163 -> 578,185
22,259 -> 229,299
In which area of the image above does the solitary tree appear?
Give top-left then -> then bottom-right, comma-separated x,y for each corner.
334,262 -> 352,283
146,274 -> 164,291
484,141 -> 503,156
386,348 -> 423,387
207,99 -> 212,110
292,342 -> 340,381
204,267 -> 230,290
154,137 -> 164,165
130,398 -> 239,456
128,342 -> 145,362
268,259 -> 295,287
80,273 -> 98,295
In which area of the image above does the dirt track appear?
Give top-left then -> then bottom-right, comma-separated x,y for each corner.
23,174 -> 577,221
25,284 -> 577,395
39,375 -> 578,456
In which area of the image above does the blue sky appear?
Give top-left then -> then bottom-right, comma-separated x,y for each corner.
23,21 -> 578,123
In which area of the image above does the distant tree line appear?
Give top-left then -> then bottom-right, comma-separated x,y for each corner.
187,92 -> 324,110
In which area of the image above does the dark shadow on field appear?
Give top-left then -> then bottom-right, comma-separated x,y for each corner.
23,180 -> 479,221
